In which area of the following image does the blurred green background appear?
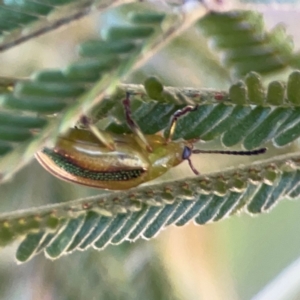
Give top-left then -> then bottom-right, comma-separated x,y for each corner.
1,4 -> 300,300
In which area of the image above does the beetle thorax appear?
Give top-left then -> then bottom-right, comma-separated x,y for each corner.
144,135 -> 185,181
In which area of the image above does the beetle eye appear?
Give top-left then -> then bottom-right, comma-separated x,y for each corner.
182,146 -> 192,160
182,146 -> 199,175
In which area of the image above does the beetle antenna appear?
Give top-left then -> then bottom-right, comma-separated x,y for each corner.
192,148 -> 267,156
183,146 -> 267,175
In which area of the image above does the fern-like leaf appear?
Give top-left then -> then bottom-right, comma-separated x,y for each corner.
90,71 -> 300,149
198,11 -> 297,77
0,151 -> 297,262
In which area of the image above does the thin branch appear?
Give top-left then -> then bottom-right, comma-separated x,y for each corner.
0,0 -> 135,52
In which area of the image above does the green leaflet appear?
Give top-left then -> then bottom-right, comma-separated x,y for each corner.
45,215 -> 85,259
0,151 -> 298,262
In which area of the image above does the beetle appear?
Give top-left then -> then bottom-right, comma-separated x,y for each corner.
35,93 -> 266,190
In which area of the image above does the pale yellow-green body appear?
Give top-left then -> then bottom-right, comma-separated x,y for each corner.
35,129 -> 186,190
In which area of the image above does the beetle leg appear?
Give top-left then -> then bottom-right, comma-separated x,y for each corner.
80,115 -> 115,151
165,105 -> 198,142
122,92 -> 153,152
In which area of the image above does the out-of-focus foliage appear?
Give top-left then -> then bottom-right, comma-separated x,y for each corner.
1,1 -> 300,300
